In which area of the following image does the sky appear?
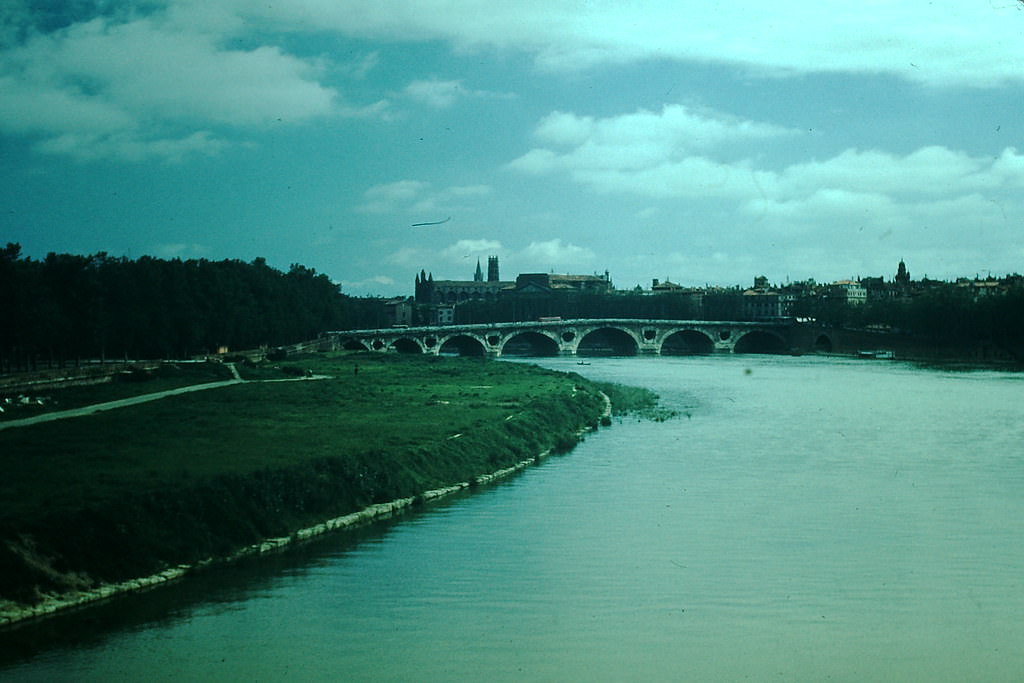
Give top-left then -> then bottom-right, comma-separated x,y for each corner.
2,1 -> 1024,297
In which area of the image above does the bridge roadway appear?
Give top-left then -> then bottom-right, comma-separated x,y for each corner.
323,318 -> 798,358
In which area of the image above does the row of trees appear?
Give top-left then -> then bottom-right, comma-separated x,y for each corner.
0,244 -> 385,371
4,241 -> 1021,368
797,285 -> 1024,359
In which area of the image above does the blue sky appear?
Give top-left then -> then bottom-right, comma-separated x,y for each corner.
2,1 -> 1023,296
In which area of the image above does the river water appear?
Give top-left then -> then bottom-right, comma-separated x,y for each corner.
2,355 -> 1023,682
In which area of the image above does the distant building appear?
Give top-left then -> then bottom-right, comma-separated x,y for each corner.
512,271 -> 614,295
415,256 -> 514,304
384,297 -> 414,326
651,278 -> 686,293
431,304 -> 455,325
829,280 -> 868,305
896,259 -> 911,287
741,276 -> 793,319
956,277 -> 1004,301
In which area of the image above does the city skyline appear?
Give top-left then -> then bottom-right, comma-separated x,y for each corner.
3,2 -> 1024,297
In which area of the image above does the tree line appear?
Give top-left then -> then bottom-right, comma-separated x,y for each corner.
796,285 -> 1024,360
0,244 -> 385,371
4,242 -> 1021,369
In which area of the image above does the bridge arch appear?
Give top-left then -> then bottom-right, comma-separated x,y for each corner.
438,334 -> 486,357
390,337 -> 423,354
814,333 -> 833,353
325,319 -> 797,357
661,329 -> 715,355
500,330 -> 561,357
339,336 -> 370,352
577,326 -> 640,356
733,330 -> 788,354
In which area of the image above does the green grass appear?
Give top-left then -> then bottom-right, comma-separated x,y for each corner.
0,352 -> 671,605
0,353 -> 601,522
0,362 -> 234,421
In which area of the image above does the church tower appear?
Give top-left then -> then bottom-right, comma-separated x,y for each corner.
474,259 -> 483,282
896,259 -> 910,286
487,255 -> 499,283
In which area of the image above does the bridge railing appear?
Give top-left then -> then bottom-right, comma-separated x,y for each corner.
324,317 -> 793,337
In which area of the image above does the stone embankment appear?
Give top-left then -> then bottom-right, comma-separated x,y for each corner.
0,391 -> 611,630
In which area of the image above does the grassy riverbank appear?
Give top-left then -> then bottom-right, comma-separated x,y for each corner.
0,353 -> 656,612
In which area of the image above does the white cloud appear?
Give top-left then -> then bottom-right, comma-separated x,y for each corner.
412,184 -> 493,214
442,239 -> 502,260
8,2 -> 1019,163
404,79 -> 465,109
359,180 -> 431,213
341,274 -> 397,295
152,242 -> 210,259
403,77 -> 514,109
508,105 -> 795,197
769,146 -> 1024,199
503,100 -> 1024,284
359,179 -> 493,215
42,18 -> 335,126
519,239 -> 595,269
443,185 -> 492,198
234,1 -> 1024,88
510,106 -> 1024,217
533,106 -> 793,154
385,247 -> 426,266
365,180 -> 430,202
337,50 -> 381,79
35,130 -> 229,163
0,6 -> 361,161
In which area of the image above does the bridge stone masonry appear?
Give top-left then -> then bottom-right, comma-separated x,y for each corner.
322,319 -> 802,358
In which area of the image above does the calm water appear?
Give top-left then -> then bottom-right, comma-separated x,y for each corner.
2,355 -> 1023,681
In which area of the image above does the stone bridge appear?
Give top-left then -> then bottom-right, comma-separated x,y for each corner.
322,319 -> 801,358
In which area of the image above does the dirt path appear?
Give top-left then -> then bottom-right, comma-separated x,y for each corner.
0,365 -> 329,431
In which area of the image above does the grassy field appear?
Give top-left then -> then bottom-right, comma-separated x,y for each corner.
0,352 -> 658,604
0,362 -> 235,421
0,353 -> 613,518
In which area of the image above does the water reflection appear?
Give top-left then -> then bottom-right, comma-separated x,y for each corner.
0,512 -> 427,668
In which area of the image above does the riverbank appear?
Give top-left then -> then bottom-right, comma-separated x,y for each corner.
802,325 -> 1023,366
0,354 -> 636,629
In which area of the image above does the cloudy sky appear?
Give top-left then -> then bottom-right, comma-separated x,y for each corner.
3,1 -> 1023,296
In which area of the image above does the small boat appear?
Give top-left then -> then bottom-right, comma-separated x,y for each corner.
577,361 -> 591,365
857,350 -> 895,360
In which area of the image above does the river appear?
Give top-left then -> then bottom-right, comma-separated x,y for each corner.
2,355 -> 1022,682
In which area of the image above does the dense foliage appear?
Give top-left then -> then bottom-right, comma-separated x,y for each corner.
795,285 -> 1024,359
0,244 -> 387,369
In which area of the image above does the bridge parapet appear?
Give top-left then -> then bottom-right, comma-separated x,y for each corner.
324,318 -> 795,357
